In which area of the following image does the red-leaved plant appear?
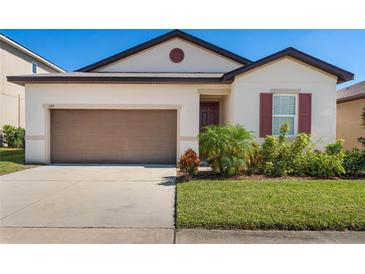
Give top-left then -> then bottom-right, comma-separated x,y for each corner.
178,148 -> 201,181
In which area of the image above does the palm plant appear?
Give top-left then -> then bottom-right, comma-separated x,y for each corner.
199,124 -> 255,176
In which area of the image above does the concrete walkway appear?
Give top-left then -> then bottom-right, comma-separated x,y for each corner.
0,228 -> 174,244
0,165 -> 176,228
1,228 -> 365,244
175,229 -> 365,244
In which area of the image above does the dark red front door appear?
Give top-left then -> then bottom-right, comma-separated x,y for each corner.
200,102 -> 219,130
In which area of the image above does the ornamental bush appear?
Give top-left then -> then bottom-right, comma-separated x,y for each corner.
343,149 -> 365,176
289,133 -> 312,176
257,123 -> 347,178
199,124 -> 255,176
246,143 -> 265,175
304,146 -> 345,178
199,122 -> 362,178
178,148 -> 201,181
260,124 -> 311,177
325,140 -> 345,155
341,107 -> 365,176
1,125 -> 25,148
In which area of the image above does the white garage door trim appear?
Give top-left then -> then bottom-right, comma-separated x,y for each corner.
42,103 -> 182,164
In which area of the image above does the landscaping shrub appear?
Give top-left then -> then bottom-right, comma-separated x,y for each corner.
343,149 -> 365,176
260,124 -> 311,177
305,140 -> 346,178
257,123 -> 347,178
325,139 -> 344,155
304,149 -> 345,178
1,125 -> 25,148
178,148 -> 201,181
341,107 -> 365,177
289,133 -> 312,176
199,123 -> 362,178
246,143 -> 265,175
199,124 -> 255,176
261,135 -> 291,177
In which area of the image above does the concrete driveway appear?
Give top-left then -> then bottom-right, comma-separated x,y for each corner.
0,165 -> 176,229
3,167 -> 365,244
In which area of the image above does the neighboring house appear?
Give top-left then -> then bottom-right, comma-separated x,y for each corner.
337,80 -> 365,150
7,30 -> 353,164
0,34 -> 65,131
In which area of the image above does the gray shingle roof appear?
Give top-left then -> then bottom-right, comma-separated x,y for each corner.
337,80 -> 365,103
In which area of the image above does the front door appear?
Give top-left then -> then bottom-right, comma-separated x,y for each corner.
200,102 -> 219,131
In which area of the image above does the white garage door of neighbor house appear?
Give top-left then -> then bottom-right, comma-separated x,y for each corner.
50,109 -> 177,164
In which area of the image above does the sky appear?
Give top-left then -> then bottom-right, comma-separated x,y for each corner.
2,29 -> 365,89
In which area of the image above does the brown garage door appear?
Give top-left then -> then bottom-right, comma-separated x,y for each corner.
50,109 -> 177,164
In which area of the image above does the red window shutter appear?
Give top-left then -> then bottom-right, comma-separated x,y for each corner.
259,93 -> 273,137
298,93 -> 312,134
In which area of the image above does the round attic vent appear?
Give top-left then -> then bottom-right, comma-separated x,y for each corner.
169,48 -> 184,63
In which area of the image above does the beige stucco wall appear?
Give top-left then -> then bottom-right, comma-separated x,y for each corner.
337,98 -> 365,150
95,38 -> 242,73
227,57 -> 338,149
23,57 -> 341,163
24,83 -> 230,163
0,41 -> 59,129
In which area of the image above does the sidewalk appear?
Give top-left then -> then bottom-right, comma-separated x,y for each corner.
175,229 -> 365,244
0,228 -> 174,244
1,228 -> 365,244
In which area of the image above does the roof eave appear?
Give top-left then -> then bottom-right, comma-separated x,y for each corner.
7,75 -> 233,86
222,47 -> 354,84
337,93 -> 365,103
1,34 -> 66,73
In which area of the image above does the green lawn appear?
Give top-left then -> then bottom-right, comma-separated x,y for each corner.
0,148 -> 37,175
176,179 -> 365,230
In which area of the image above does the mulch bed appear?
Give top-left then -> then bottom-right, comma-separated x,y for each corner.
176,170 -> 365,182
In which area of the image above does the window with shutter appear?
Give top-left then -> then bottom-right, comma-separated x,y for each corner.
260,92 -> 311,137
259,93 -> 273,137
298,93 -> 312,134
272,94 -> 298,136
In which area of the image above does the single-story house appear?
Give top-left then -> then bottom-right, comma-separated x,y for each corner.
0,34 -> 65,131
7,30 -> 354,164
337,80 -> 365,150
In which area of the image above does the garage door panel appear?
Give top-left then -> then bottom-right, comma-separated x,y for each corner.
50,109 -> 177,164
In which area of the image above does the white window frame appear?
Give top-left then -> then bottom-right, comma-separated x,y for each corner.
272,94 -> 298,137
32,62 -> 37,74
